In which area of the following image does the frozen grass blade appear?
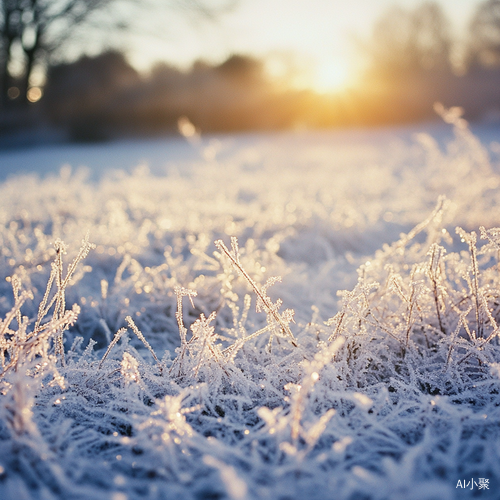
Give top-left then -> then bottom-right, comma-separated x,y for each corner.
126,315 -> 163,374
215,237 -> 298,347
98,327 -> 127,369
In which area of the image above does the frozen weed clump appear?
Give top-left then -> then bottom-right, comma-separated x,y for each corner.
331,201 -> 500,400
215,237 -> 298,348
2,115 -> 500,499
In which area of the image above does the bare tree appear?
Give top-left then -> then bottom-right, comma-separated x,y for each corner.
469,0 -> 500,67
365,2 -> 451,78
0,0 -> 234,109
0,0 -> 117,108
410,2 -> 451,70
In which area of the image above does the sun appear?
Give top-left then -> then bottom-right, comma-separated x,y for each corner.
312,60 -> 352,93
264,52 -> 354,94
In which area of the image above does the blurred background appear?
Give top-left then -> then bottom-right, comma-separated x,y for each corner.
1,0 -> 500,144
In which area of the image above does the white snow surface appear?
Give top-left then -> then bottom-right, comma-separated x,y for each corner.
1,116 -> 500,499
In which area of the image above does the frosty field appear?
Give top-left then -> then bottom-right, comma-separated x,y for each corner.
1,110 -> 500,500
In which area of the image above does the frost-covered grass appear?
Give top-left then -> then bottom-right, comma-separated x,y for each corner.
1,110 -> 500,499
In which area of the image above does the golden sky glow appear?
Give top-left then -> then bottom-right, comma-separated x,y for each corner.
123,0 -> 479,93
312,60 -> 352,93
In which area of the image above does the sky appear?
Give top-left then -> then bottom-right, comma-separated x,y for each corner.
122,0 -> 481,92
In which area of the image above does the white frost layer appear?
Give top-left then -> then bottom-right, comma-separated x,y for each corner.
0,117 -> 500,499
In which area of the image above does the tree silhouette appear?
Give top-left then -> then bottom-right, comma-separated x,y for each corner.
0,0 -> 234,109
365,1 -> 451,78
0,0 -> 117,108
469,0 -> 500,67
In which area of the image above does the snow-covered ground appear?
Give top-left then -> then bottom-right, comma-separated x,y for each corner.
1,113 -> 500,499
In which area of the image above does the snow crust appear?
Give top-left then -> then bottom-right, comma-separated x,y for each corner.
1,113 -> 500,499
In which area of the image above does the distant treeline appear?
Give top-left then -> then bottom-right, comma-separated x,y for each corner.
42,52 -> 322,140
354,1 -> 500,125
39,1 -> 500,139
43,52 -> 387,140
41,51 -> 500,141
4,0 -> 500,140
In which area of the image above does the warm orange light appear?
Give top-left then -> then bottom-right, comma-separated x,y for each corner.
27,86 -> 42,103
312,61 -> 351,93
264,53 -> 353,94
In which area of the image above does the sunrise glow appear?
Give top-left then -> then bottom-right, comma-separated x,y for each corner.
312,60 -> 353,93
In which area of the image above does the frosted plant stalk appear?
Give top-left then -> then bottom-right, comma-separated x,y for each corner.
215,237 -> 298,347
